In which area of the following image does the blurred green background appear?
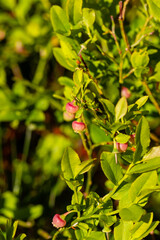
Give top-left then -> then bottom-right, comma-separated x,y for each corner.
0,0 -> 81,238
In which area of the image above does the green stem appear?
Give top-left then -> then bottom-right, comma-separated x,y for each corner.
52,228 -> 64,240
80,114 -> 93,195
119,18 -> 131,55
71,210 -> 119,226
32,57 -> 48,85
119,56 -> 123,84
123,68 -> 135,80
32,43 -> 52,85
80,132 -> 92,195
74,187 -> 81,218
80,132 -> 90,157
85,170 -> 92,195
142,80 -> 160,114
13,127 -> 32,195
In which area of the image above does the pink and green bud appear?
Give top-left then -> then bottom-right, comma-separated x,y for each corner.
66,101 -> 79,114
121,87 -> 131,99
52,214 -> 66,228
116,142 -> 128,152
72,121 -> 86,133
63,111 -> 75,121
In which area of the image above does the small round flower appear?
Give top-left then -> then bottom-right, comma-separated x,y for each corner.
52,214 -> 66,228
116,142 -> 128,152
66,101 -> 79,114
63,111 -> 75,121
121,87 -> 131,99
72,121 -> 86,133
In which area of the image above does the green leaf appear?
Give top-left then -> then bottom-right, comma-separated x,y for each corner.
75,229 -> 84,240
136,221 -> 159,240
50,5 -> 71,35
129,157 -> 160,174
135,96 -> 148,109
75,159 -> 95,177
6,225 -> 13,240
29,205 -> 43,219
73,69 -> 83,86
130,213 -> 153,239
131,51 -> 149,68
112,182 -> 132,200
131,51 -> 149,77
0,0 -> 16,10
100,152 -> 123,185
99,214 -> 117,228
130,171 -> 157,201
129,171 -> 157,202
66,0 -> 83,25
136,186 -> 160,204
61,147 -> 84,190
12,221 -> 18,238
26,110 -> 45,123
58,76 -> 75,88
53,35 -> 77,71
15,234 -> 26,240
150,61 -> 160,82
134,116 -> 150,162
115,133 -> 130,144
147,0 -> 160,20
0,110 -> 26,122
53,48 -> 76,71
90,124 -> 111,144
86,231 -> 106,240
0,229 -> 5,240
119,204 -> 144,222
71,191 -> 84,205
83,8 -> 95,27
115,97 -> 128,121
114,220 -> 133,240
100,98 -> 115,122
143,146 -> 160,160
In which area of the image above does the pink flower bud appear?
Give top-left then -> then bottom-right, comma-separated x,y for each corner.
63,111 -> 75,121
52,214 -> 66,228
66,101 -> 79,114
15,41 -> 24,54
0,30 -> 6,41
116,142 -> 128,152
129,134 -> 136,144
121,87 -> 131,98
72,121 -> 86,133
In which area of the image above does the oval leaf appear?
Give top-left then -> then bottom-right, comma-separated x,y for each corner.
100,152 -> 123,185
50,5 -> 71,35
61,147 -> 84,190
115,97 -> 128,121
134,116 -> 150,162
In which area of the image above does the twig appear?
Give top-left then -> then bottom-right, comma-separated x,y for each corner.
118,1 -> 131,54
142,80 -> 160,114
135,16 -> 153,43
11,64 -> 23,79
123,68 -> 135,79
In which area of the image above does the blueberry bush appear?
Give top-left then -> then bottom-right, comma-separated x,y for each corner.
0,0 -> 160,239
50,0 -> 160,239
